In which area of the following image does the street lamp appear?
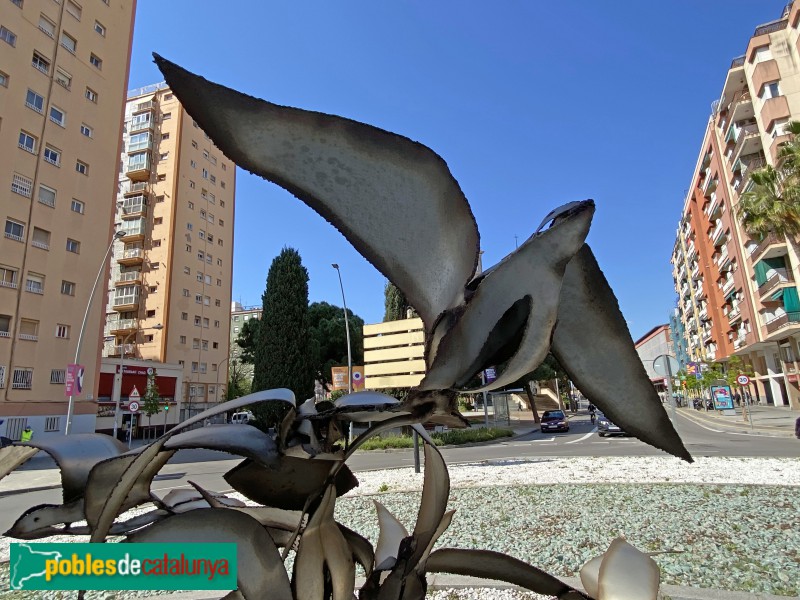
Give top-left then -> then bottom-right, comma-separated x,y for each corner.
112,323 -> 163,440
331,264 -> 353,395
65,230 -> 126,435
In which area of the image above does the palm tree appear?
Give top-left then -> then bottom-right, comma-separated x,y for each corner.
736,121 -> 800,238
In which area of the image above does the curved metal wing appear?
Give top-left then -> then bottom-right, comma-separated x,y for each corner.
154,54 -> 480,330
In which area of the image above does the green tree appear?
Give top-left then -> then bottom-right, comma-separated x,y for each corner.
308,301 -> 364,387
226,359 -> 252,400
142,370 -> 161,438
252,248 -> 315,426
235,318 -> 261,365
383,281 -> 415,321
736,121 -> 800,238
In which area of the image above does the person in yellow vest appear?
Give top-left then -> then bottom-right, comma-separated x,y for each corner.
20,426 -> 33,442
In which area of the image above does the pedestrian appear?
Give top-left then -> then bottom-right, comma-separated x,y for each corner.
20,426 -> 33,442
795,415 -> 800,440
734,393 -> 741,407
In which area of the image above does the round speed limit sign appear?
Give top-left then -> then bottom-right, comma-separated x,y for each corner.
128,400 -> 140,413
736,375 -> 750,386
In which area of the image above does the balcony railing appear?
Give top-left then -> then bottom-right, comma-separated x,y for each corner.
120,248 -> 144,260
758,269 -> 793,297
730,55 -> 745,69
754,19 -> 788,37
728,306 -> 741,322
105,342 -> 136,356
126,182 -> 148,194
731,124 -> 760,163
115,271 -> 142,284
750,233 -> 786,262
109,318 -> 137,331
765,311 -> 800,334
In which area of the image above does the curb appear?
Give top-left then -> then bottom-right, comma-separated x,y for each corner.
676,409 -> 797,438
0,483 -> 61,498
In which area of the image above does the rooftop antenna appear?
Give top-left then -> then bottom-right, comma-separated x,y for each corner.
514,235 -> 519,249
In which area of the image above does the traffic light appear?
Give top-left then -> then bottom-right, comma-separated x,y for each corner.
164,404 -> 169,412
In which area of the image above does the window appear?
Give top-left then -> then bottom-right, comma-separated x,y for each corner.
75,160 -> 89,175
197,250 -> 205,261
0,266 -> 18,289
214,320 -> 220,328
18,130 -> 37,153
157,174 -> 166,182
45,416 -> 61,431
192,338 -> 200,349
753,45 -> 772,64
50,370 -> 66,384
210,174 -> 216,184
200,209 -> 206,220
66,0 -> 81,20
162,112 -> 171,120
38,185 -> 56,207
128,132 -> 151,151
190,160 -> 197,168
222,163 -> 227,171
25,89 -> 45,113
156,195 -> 165,203
25,273 -> 43,294
80,123 -> 93,138
31,227 -> 50,250
43,145 -> 61,166
183,266 -> 190,274
217,279 -> 222,286
202,340 -> 209,351
152,239 -> 161,248
0,26 -> 17,47
181,312 -> 188,321
11,173 -> 33,198
761,81 -> 781,100
204,296 -> 210,306
200,363 -> 207,374
93,20 -> 106,36
60,31 -> 77,53
61,280 -> 75,295
196,271 -> 203,282
219,219 -> 224,227
55,324 -> 69,338
154,217 -> 162,225
89,53 -> 102,70
218,238 -> 223,246
206,254 -> 212,264
194,316 -> 201,326
85,87 -> 97,103
38,15 -> 56,37
221,181 -> 226,189
204,274 -> 211,284
202,168 -> 208,179
191,362 -> 198,373
0,314 -> 10,336
233,326 -> 240,334
208,214 -> 215,224
12,368 -> 33,389
32,51 -> 51,74
66,238 -> 80,253
49,106 -> 66,126
5,219 -> 24,242
188,201 -> 194,209
10,0 -> 22,7
198,230 -> 205,240
71,199 -> 84,214
213,342 -> 219,349
164,93 -> 173,100
180,335 -> 186,344
195,293 -> 202,304
185,244 -> 191,252
159,152 -> 168,160
55,67 -> 71,89
216,258 -> 222,266
191,140 -> 198,149
203,318 -> 209,328
0,69 -> 8,87
189,181 -> 195,189
182,288 -> 190,297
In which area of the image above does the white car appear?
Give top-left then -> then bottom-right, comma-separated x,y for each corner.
230,411 -> 254,425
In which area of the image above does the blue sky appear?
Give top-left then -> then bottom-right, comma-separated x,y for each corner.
129,1 -> 788,340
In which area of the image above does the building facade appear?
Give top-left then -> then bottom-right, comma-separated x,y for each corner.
634,324 -> 673,396
101,85 -> 236,422
230,301 -> 260,380
0,0 -> 136,439
671,3 -> 800,409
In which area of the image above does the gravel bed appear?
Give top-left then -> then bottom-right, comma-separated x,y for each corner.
1,456 -> 798,599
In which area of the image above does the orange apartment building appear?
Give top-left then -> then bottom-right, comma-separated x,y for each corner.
100,84 -> 237,425
0,0 -> 136,439
672,3 -> 800,410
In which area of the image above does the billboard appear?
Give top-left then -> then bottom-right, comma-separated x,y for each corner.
65,364 -> 85,396
331,366 -> 365,392
710,384 -> 734,410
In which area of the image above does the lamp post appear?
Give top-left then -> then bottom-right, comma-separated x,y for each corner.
65,230 -> 126,435
112,323 -> 162,440
332,264 -> 353,441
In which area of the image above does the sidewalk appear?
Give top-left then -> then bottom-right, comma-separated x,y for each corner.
677,403 -> 799,438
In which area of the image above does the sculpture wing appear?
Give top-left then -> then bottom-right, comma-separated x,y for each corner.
154,54 -> 479,330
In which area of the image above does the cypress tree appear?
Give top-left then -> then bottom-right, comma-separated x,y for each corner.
252,248 -> 315,423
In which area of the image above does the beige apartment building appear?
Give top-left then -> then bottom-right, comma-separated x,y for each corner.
101,84 -> 236,423
0,0 -> 136,439
672,3 -> 800,409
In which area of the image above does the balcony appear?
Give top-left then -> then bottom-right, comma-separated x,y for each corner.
125,182 -> 148,195
728,306 -> 742,324
737,153 -> 766,192
109,318 -> 137,334
112,289 -> 140,312
118,219 -> 146,242
705,193 -> 722,220
133,100 -> 156,113
105,342 -> 136,357
687,242 -> 697,261
126,153 -> 151,182
721,277 -> 735,294
129,113 -> 154,134
118,248 -> 144,266
699,305 -> 708,320
119,195 -> 148,218
691,262 -> 701,280
733,336 -> 747,350
761,96 -> 790,134
702,174 -> 717,198
115,270 -> 142,286
765,311 -> 800,335
730,124 -> 761,165
702,329 -> 713,342
759,269 -> 794,299
750,233 -> 788,263
753,19 -> 788,37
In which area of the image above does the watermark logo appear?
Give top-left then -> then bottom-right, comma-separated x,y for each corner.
10,543 -> 237,590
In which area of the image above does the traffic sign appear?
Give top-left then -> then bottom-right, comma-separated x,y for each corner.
653,355 -> 679,377
736,374 -> 750,386
128,400 -> 140,413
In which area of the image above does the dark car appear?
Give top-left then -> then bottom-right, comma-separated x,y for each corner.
540,410 -> 569,433
0,436 -> 13,448
596,412 -> 626,437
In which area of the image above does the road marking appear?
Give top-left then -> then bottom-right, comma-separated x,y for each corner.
676,412 -> 722,432
591,441 -> 609,444
565,429 -> 597,444
531,437 -> 555,442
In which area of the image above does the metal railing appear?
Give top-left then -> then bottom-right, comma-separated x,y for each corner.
750,233 -> 786,261
730,124 -> 759,162
754,19 -> 788,37
765,311 -> 800,334
109,318 -> 137,331
730,55 -> 745,69
121,248 -> 144,260
115,271 -> 141,284
758,269 -> 793,296
127,182 -> 148,194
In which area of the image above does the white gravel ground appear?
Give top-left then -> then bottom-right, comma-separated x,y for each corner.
1,456 -> 798,599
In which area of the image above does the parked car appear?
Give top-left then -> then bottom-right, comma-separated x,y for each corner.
540,410 -> 570,433
596,412 -> 626,437
230,411 -> 254,425
0,436 -> 13,448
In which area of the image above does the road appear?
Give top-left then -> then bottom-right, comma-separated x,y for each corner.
1,411 -> 798,534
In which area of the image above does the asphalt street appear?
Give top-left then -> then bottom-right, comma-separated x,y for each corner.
1,412 -> 798,534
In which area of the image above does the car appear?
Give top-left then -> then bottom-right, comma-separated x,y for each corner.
540,410 -> 569,433
0,436 -> 13,448
230,411 -> 254,425
596,412 -> 626,437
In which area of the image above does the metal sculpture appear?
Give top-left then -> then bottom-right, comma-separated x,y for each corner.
0,55 -> 690,599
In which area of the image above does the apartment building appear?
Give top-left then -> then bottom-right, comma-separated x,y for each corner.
0,0 -> 136,439
671,3 -> 800,409
100,84 -> 236,424
230,301 -> 260,379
